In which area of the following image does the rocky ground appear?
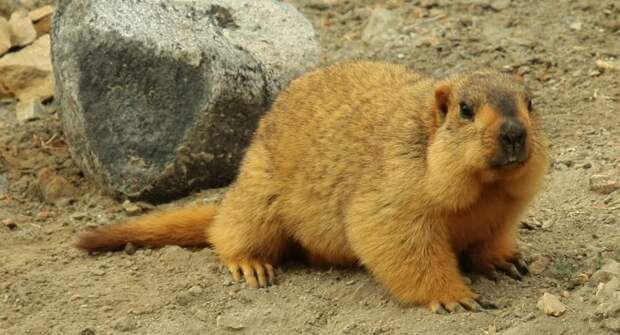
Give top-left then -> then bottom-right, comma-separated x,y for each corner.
1,0 -> 619,334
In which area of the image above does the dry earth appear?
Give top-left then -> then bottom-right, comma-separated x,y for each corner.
1,0 -> 619,334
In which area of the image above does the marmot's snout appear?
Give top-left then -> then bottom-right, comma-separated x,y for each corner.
491,118 -> 528,168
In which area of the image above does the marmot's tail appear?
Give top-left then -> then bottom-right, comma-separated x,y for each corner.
74,204 -> 217,252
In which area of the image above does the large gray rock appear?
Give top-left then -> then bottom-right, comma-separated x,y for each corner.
51,0 -> 319,202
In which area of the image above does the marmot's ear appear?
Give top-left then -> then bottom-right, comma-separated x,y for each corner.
434,84 -> 450,120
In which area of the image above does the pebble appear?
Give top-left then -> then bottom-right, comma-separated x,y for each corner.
596,59 -> 620,72
216,314 -> 246,331
91,269 -> 105,276
37,168 -> 80,204
175,292 -> 193,306
541,220 -> 555,230
0,173 -> 7,194
36,211 -> 51,221
490,0 -> 510,11
569,21 -> 582,31
71,212 -> 88,220
122,200 -> 142,215
29,5 -> 55,23
604,318 -> 620,332
529,256 -> 550,274
15,98 -> 44,123
589,174 -> 619,195
2,218 -> 17,229
8,9 -> 37,47
591,260 -> 620,284
188,285 -> 203,296
595,277 -> 620,302
361,8 -> 402,45
0,17 -> 9,56
112,316 -> 137,332
124,242 -> 137,255
537,293 -> 566,317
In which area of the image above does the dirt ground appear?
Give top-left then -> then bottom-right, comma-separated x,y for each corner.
1,0 -> 619,334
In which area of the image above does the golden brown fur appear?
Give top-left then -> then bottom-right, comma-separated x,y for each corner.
75,61 -> 549,312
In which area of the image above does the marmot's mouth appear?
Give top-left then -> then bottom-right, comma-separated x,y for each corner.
489,153 -> 529,170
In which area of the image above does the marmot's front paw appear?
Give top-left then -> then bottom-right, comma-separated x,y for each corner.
426,292 -> 497,314
470,252 -> 529,281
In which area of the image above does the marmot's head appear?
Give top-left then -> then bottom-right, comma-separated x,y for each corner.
431,71 -> 547,180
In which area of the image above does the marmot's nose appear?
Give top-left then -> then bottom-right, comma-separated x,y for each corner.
499,119 -> 526,154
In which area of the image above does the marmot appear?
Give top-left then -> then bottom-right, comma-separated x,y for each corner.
75,61 -> 549,313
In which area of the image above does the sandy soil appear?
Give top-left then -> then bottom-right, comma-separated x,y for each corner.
1,0 -> 619,334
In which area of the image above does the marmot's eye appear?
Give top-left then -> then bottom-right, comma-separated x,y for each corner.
459,102 -> 474,120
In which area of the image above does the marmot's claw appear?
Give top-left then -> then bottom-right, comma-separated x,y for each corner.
513,257 -> 529,276
428,294 -> 498,314
226,260 -> 276,288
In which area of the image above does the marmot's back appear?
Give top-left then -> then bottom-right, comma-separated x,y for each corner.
256,62 -> 433,196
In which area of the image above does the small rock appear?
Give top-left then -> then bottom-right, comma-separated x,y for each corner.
188,285 -> 203,296
29,5 -> 54,22
216,314 -> 246,331
537,293 -> 566,317
112,316 -> 137,332
0,34 -> 54,101
599,214 -> 617,225
570,273 -> 590,287
306,0 -> 340,10
592,260 -> 620,284
29,5 -> 53,37
37,167 -> 80,204
16,98 -> 44,123
0,173 -> 8,194
594,299 -> 620,319
523,312 -> 536,321
0,17 -> 10,56
569,21 -> 582,31
79,329 -> 96,335
490,0 -> 510,11
36,211 -> 50,220
8,10 -> 37,47
122,200 -> 142,215
362,9 -> 402,45
542,220 -> 555,230
71,212 -> 87,220
2,218 -> 17,229
595,277 -> 620,302
124,242 -> 137,255
589,174 -> 619,195
530,256 -> 551,275
604,318 -> 620,332
175,292 -> 193,306
91,269 -> 105,276
596,59 -> 620,72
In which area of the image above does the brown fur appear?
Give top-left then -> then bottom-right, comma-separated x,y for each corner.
75,204 -> 214,251
75,61 -> 549,312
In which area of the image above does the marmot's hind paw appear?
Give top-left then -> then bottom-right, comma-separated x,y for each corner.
226,259 -> 276,288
